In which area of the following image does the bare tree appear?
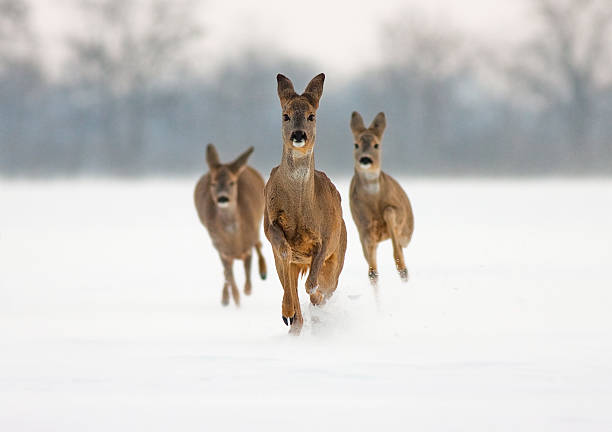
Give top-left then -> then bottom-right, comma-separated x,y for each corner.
66,0 -> 202,171
0,0 -> 33,64
509,0 -> 612,154
383,13 -> 467,81
380,14 -> 470,167
0,0 -> 42,173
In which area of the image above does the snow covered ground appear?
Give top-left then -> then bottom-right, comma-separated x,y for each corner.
1,178 -> 611,431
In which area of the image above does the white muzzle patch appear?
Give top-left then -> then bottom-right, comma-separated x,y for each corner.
358,156 -> 374,169
292,139 -> 306,148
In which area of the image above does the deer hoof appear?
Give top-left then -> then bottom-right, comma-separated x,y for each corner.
282,315 -> 295,326
309,291 -> 324,306
399,268 -> 409,282
368,269 -> 379,286
260,272 -> 267,280
288,320 -> 302,336
221,292 -> 230,306
244,283 -> 252,295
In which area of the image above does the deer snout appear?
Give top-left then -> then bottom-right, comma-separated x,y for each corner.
216,195 -> 230,207
290,130 -> 307,147
359,156 -> 374,168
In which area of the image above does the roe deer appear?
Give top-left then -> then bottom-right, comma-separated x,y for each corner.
349,111 -> 414,287
264,73 -> 347,335
194,144 -> 267,306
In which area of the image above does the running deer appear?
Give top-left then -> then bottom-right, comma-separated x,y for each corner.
264,73 -> 347,335
349,111 -> 414,287
194,144 -> 267,306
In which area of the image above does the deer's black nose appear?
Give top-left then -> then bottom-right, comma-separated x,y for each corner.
217,196 -> 229,204
359,156 -> 373,166
290,130 -> 307,142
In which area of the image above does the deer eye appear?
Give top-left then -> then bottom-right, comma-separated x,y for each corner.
374,144 -> 379,149
354,143 -> 358,149
283,114 -> 290,121
308,114 -> 315,121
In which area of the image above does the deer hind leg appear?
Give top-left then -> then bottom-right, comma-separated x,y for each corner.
221,256 -> 240,306
312,256 -> 337,306
243,252 -> 252,295
255,241 -> 267,280
383,207 -> 408,282
314,222 -> 348,305
219,255 -> 230,306
360,234 -> 379,287
400,221 -> 414,248
221,283 -> 230,306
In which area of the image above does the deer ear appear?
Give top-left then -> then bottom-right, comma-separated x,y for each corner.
229,146 -> 254,175
303,73 -> 325,108
277,74 -> 296,105
350,111 -> 366,136
369,112 -> 386,138
206,143 -> 221,170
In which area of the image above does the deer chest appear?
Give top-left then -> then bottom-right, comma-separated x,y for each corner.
352,198 -> 390,242
368,217 -> 389,242
275,211 -> 319,255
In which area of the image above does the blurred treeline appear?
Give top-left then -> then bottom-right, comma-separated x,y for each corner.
1,0 -> 611,177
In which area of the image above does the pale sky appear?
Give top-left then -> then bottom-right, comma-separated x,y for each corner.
33,0 -> 531,79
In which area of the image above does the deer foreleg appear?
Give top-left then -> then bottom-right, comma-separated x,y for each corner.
305,240 -> 329,302
288,263 -> 303,336
264,214 -> 291,260
221,256 -> 240,306
273,253 -> 294,326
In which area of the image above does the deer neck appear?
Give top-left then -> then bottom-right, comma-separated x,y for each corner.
280,146 -> 315,201
216,202 -> 239,233
355,167 -> 381,194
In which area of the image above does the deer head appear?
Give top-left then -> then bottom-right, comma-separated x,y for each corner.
277,73 -> 325,157
206,144 -> 254,208
350,111 -> 386,174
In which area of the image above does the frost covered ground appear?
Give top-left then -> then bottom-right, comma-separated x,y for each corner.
1,178 -> 611,431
